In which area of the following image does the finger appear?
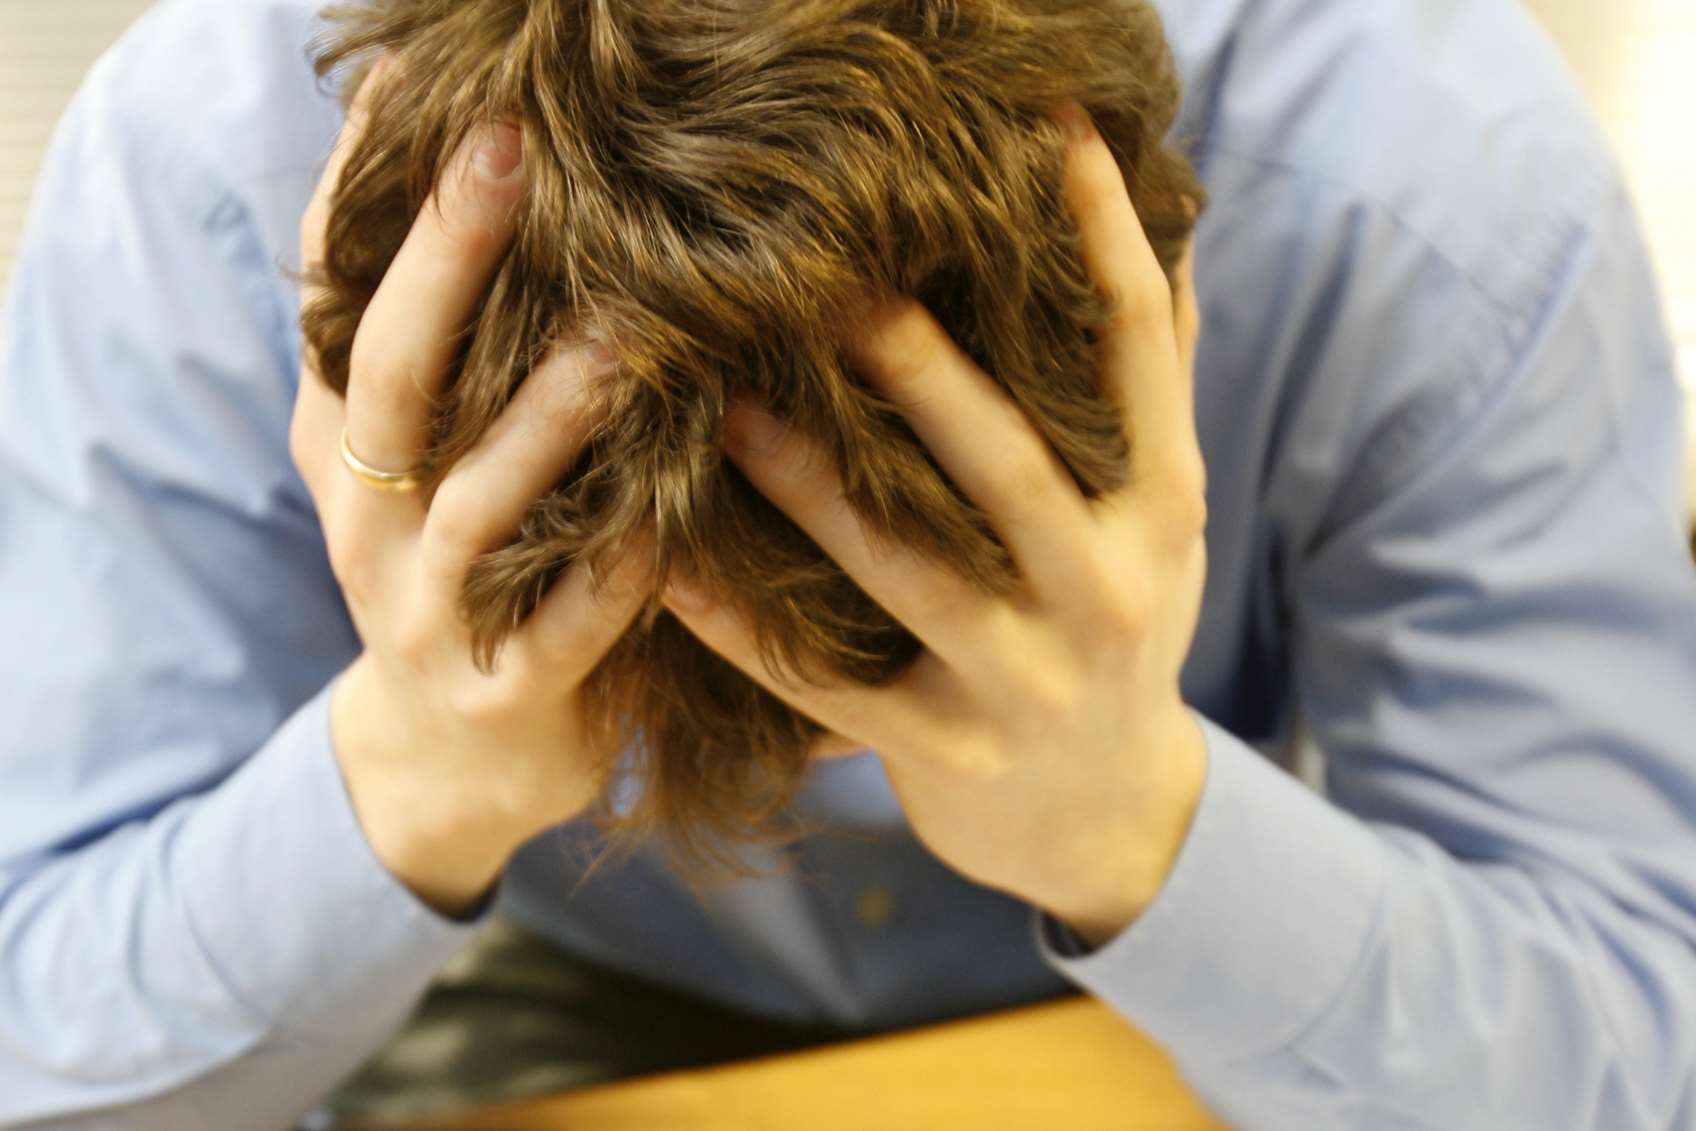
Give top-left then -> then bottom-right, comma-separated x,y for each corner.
343,118 -> 527,486
844,298 -> 1100,601
509,528 -> 659,688
1174,237 -> 1202,389
1055,103 -> 1199,490
288,361 -> 345,507
299,54 -> 394,292
722,401 -> 1006,671
419,340 -> 617,587
661,579 -> 940,759
292,56 -> 395,498
296,56 -> 395,498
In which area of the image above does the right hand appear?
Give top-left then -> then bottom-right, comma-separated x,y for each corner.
289,60 -> 655,917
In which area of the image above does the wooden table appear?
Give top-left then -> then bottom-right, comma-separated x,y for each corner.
372,994 -> 1229,1131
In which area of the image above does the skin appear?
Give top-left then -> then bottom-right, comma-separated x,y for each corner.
295,64 -> 1209,949
294,61 -> 658,916
666,107 -> 1209,949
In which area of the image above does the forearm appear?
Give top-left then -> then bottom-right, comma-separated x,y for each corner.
0,682 -> 482,1130
1035,720 -> 1696,1130
1223,835 -> 1695,1131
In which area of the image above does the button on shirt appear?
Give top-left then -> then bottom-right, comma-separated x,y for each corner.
2,0 -> 1695,1128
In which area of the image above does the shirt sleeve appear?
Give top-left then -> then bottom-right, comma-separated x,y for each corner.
1033,165 -> 1696,1126
0,23 -> 487,1131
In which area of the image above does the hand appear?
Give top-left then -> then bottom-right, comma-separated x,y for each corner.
290,60 -> 655,916
661,105 -> 1209,948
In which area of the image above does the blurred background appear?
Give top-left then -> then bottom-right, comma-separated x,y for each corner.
1,0 -> 1693,514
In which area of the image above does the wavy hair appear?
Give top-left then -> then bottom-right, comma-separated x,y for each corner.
302,0 -> 1203,886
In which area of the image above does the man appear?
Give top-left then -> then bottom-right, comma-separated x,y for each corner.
1,2 -> 1693,1130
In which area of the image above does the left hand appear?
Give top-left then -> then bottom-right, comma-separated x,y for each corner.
661,106 -> 1209,949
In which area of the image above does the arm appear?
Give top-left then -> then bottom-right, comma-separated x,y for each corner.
0,42 -> 482,1131
1033,171 -> 1696,1126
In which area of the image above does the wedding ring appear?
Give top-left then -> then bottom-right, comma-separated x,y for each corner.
338,424 -> 423,492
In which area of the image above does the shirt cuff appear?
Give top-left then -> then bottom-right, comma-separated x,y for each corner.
172,673 -> 491,1038
1031,712 -> 1387,1065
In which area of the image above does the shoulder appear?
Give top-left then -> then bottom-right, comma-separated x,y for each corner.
1161,0 -> 1644,540
3,0 -> 346,506
80,0 -> 342,176
1165,0 -> 1618,313
66,0 -> 343,334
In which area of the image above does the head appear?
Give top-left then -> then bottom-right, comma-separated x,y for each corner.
303,0 -> 1203,885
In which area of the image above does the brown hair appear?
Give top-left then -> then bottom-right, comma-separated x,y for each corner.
302,0 -> 1203,886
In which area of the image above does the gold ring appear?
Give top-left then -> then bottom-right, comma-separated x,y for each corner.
339,424 -> 422,492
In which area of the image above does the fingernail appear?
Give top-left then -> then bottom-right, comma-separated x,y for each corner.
476,123 -> 523,180
727,404 -> 783,453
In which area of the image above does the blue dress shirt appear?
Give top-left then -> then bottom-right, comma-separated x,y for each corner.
2,0 -> 1694,1128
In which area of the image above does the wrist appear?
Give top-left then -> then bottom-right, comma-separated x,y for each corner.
1049,707 -> 1208,950
329,659 -> 529,917
361,801 -> 516,919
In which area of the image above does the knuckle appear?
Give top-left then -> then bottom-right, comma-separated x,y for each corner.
940,733 -> 1012,785
1154,465 -> 1209,543
520,622 -> 580,673
555,627 -> 621,685
424,482 -> 493,561
1183,445 -> 1210,501
522,598 -> 595,671
298,207 -> 323,262
1171,483 -> 1209,538
345,321 -> 379,380
345,335 -> 417,419
1083,567 -> 1154,649
525,554 -> 652,672
868,304 -> 947,397
983,448 -> 1060,525
446,675 -> 516,725
1078,552 -> 1132,613
287,414 -> 318,490
440,181 -> 521,264
1106,275 -> 1174,335
1020,669 -> 1086,730
388,611 -> 438,668
298,182 -> 334,252
445,212 -> 504,264
321,519 -> 374,595
896,565 -> 978,631
1110,567 -> 1157,628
